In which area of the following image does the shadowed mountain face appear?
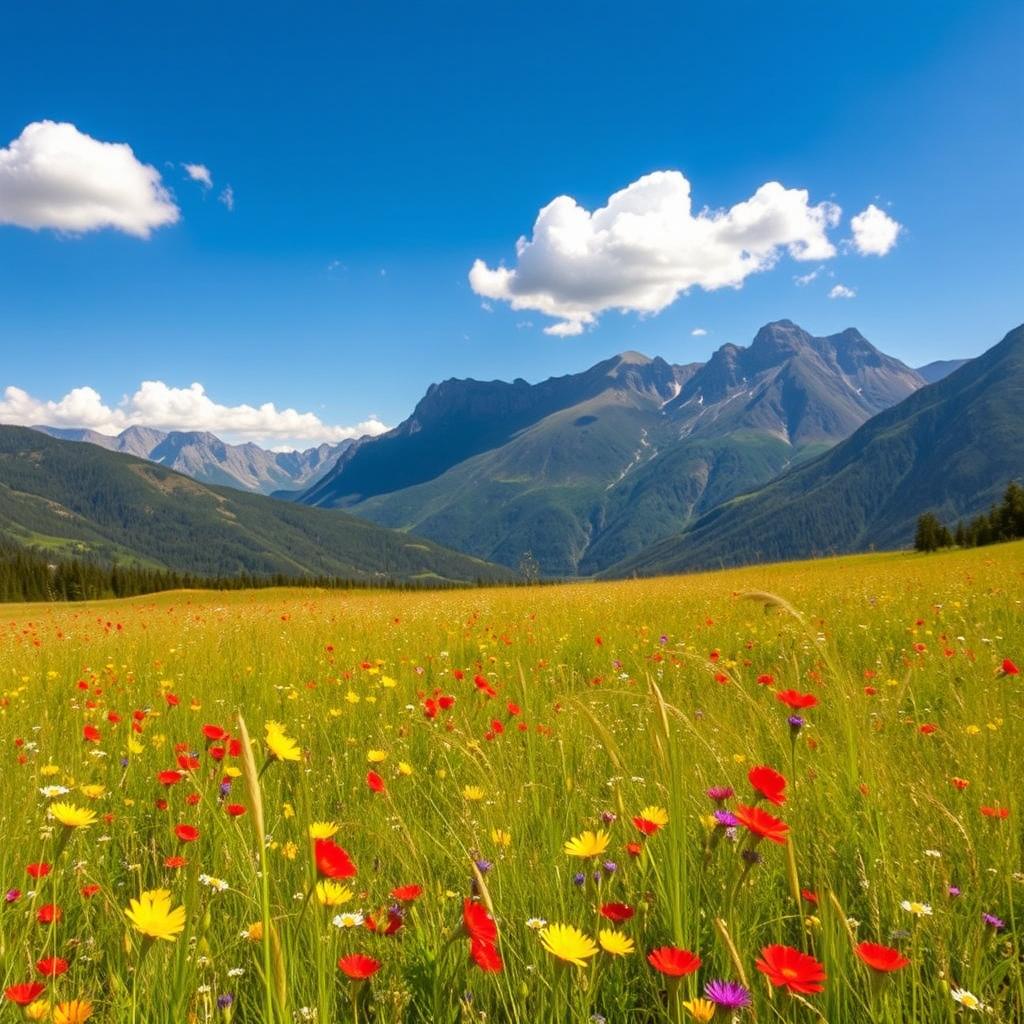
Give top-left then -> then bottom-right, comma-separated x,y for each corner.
297,321 -> 926,576
916,358 -> 970,384
606,323 -> 1024,578
0,427 -> 513,583
32,426 -> 349,494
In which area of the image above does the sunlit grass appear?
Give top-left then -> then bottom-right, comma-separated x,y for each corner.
0,542 -> 1021,1022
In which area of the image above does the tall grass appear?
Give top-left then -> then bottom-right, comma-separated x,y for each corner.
0,542 -> 1020,1022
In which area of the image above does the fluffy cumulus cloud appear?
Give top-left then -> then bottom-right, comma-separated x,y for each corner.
0,381 -> 388,447
850,204 -> 902,256
469,171 -> 842,336
0,121 -> 179,238
829,284 -> 856,299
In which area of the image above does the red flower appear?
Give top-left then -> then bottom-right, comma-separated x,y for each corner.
390,884 -> 423,902
203,724 -> 227,741
1002,658 -> 1020,676
157,770 -> 182,786
462,899 -> 497,945
315,838 -> 357,879
225,804 -> 246,817
755,944 -> 826,994
366,770 -> 386,794
174,824 -> 199,842
951,777 -> 970,790
647,946 -> 701,977
981,805 -> 1009,819
748,765 -> 787,806
470,938 -> 503,972
81,883 -> 101,897
856,941 -> 909,973
801,889 -> 818,905
83,725 -> 101,743
365,908 -> 403,935
757,673 -> 775,686
776,689 -> 818,710
26,863 -> 51,879
918,723 -> 938,735
4,982 -> 45,1005
37,904 -> 61,924
338,953 -> 381,980
625,841 -> 643,857
164,856 -> 187,869
600,902 -> 635,922
734,804 -> 790,844
35,957 -> 68,977
633,816 -> 661,836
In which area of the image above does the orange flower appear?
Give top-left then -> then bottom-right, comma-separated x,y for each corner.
338,953 -> 381,980
734,804 -> 789,844
856,941 -> 909,973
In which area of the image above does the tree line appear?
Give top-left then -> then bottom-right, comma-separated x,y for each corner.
914,482 -> 1024,552
0,541 -> 506,603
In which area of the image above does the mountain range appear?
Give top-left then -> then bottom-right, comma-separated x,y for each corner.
33,425 -> 350,495
295,321 -> 940,575
608,323 -> 1024,576
0,427 -> 511,583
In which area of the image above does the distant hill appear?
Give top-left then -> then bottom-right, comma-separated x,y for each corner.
297,321 -> 925,575
33,425 -> 351,494
0,427 -> 512,583
607,323 -> 1024,577
916,359 -> 970,384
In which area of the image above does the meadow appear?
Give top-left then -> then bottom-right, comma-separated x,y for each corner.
0,542 -> 1022,1023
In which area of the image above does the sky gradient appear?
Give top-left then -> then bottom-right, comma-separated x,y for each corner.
1,1 -> 1021,446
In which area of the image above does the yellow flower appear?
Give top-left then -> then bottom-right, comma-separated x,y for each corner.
463,785 -> 485,802
398,761 -> 413,776
40,764 -> 61,777
79,784 -> 105,800
242,921 -> 264,942
367,749 -> 387,763
49,803 -> 97,829
539,923 -> 599,967
309,821 -> 339,839
282,802 -> 295,819
281,841 -> 299,861
265,723 -> 301,762
637,805 -> 669,827
491,828 -> 512,848
25,1001 -> 50,1022
563,830 -> 609,859
316,881 -> 354,907
223,765 -> 242,779
127,738 -> 144,755
598,928 -> 634,956
53,1000 -> 94,1024
682,998 -> 716,1023
125,889 -> 186,942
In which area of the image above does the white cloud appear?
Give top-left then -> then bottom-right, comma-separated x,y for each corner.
691,327 -> 707,336
0,121 -> 179,238
218,184 -> 234,211
829,284 -> 856,299
469,170 -> 841,336
851,204 -> 902,256
794,265 -> 826,286
183,163 -> 212,189
0,381 -> 388,447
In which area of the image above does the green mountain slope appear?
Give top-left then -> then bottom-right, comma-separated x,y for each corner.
299,322 -> 924,576
0,427 -> 513,583
606,323 -> 1024,577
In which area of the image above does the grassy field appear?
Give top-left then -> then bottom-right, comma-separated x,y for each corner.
1,543 -> 1022,1023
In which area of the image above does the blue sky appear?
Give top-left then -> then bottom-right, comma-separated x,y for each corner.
1,1 -> 1021,446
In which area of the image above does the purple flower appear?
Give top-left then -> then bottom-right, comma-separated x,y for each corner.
947,885 -> 961,897
788,715 -> 805,732
705,979 -> 752,1009
601,810 -> 617,824
707,786 -> 734,803
983,912 -> 1005,930
572,872 -> 586,887
741,848 -> 762,865
602,861 -> 617,875
474,858 -> 493,874
713,809 -> 738,828
217,994 -> 234,1009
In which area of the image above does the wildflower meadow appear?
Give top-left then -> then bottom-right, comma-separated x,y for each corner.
1,542 -> 1022,1023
